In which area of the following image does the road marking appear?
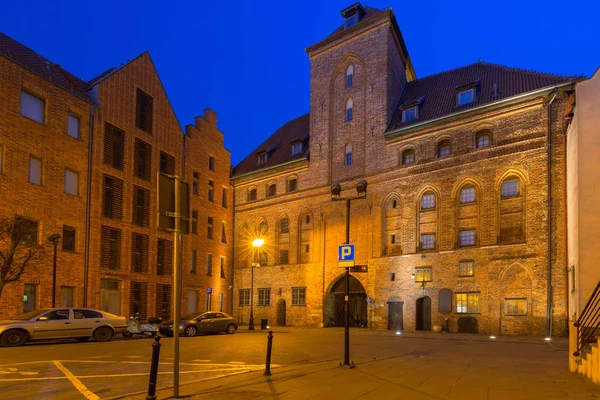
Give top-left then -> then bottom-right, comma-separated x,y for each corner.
0,376 -> 66,382
227,361 -> 246,364
88,355 -> 112,359
125,356 -> 143,359
78,369 -> 253,378
191,359 -> 212,362
53,361 -> 100,400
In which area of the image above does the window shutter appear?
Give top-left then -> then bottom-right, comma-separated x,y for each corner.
101,225 -> 122,270
133,186 -> 150,227
104,123 -> 125,170
136,88 -> 154,133
155,284 -> 172,320
130,282 -> 148,321
134,138 -> 152,180
131,233 -> 149,273
102,175 -> 124,219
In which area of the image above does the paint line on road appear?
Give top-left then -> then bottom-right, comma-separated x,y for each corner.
125,356 -> 143,359
53,361 -> 100,400
226,361 -> 246,364
77,369 -> 253,379
88,356 -> 112,359
0,376 -> 66,382
191,359 -> 212,362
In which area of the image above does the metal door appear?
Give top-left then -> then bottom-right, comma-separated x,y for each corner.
416,296 -> 431,331
277,299 -> 286,326
100,280 -> 121,316
387,302 -> 404,331
187,290 -> 198,314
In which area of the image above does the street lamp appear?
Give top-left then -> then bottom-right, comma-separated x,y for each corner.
249,238 -> 265,330
47,233 -> 61,308
330,179 -> 367,366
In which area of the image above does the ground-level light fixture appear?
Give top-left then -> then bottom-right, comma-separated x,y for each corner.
490,336 -> 496,339
396,331 -> 402,335
545,337 -> 552,341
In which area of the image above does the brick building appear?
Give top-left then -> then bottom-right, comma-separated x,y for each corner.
0,35 -> 233,321
231,3 -> 577,336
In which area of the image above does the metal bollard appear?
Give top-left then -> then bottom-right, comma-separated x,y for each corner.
264,330 -> 273,376
146,335 -> 162,400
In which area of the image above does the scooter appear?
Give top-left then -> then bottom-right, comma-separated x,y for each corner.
122,313 -> 162,338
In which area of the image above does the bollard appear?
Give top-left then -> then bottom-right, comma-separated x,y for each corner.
146,335 -> 162,400
264,330 -> 273,376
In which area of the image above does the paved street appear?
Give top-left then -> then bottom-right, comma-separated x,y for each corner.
0,328 -> 598,399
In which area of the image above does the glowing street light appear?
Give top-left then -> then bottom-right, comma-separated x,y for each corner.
249,237 -> 265,330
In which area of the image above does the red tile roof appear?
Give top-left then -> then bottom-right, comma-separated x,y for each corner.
0,32 -> 94,103
232,113 -> 309,176
387,62 -> 578,131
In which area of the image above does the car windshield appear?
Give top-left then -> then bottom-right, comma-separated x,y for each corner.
13,310 -> 46,320
180,313 -> 202,320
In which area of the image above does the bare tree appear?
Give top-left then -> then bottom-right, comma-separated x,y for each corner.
0,216 -> 45,299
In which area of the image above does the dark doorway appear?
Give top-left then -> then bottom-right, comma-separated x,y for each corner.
387,302 -> 404,331
325,274 -> 367,327
458,316 -> 479,333
416,296 -> 431,331
277,298 -> 286,326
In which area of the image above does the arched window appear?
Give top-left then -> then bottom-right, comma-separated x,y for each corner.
346,98 -> 353,122
247,187 -> 257,201
460,185 -> 476,204
346,65 -> 354,88
499,176 -> 525,244
279,217 -> 289,233
421,191 -> 436,210
258,220 -> 268,236
345,143 -> 352,166
383,195 -> 402,256
287,178 -> 297,193
437,140 -> 451,158
476,131 -> 491,148
418,190 -> 439,252
402,149 -> 415,165
267,183 -> 276,197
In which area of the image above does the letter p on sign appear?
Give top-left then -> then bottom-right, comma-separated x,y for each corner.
338,245 -> 355,267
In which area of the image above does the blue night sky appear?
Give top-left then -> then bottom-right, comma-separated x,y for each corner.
1,0 -> 598,165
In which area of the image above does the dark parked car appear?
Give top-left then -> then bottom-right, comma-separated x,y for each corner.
159,312 -> 237,337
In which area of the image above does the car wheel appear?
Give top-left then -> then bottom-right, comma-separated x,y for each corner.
1,330 -> 27,347
93,326 -> 114,342
122,331 -> 133,338
76,337 -> 91,342
226,324 -> 237,334
183,325 -> 197,337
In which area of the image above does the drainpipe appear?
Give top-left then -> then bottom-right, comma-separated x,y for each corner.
546,88 -> 558,338
83,107 -> 95,307
230,185 -> 236,316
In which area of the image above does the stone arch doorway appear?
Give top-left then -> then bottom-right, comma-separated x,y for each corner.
416,296 -> 431,331
277,298 -> 286,326
325,274 -> 367,328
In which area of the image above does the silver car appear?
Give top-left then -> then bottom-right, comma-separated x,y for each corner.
0,308 -> 127,347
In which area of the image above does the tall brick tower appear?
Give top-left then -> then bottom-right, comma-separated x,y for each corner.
305,3 -> 416,185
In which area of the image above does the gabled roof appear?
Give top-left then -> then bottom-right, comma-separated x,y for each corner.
387,62 -> 578,132
232,113 -> 309,177
0,32 -> 94,103
324,6 -> 384,41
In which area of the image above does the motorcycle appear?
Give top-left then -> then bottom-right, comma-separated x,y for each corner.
122,313 -> 162,338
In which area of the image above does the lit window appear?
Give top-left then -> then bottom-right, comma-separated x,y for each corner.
291,142 -> 303,155
402,107 -> 417,122
476,132 -> 490,148
345,143 -> 352,166
346,65 -> 354,88
67,114 -> 80,139
502,179 -> 519,197
505,299 -> 527,316
421,193 -> 435,210
292,287 -> 306,306
64,169 -> 79,196
437,140 -> 451,158
457,89 -> 475,106
458,260 -> 474,277
20,91 -> 45,123
29,156 -> 42,185
459,230 -> 476,246
402,149 -> 415,165
346,98 -> 353,122
420,234 -> 435,250
414,267 -> 432,282
456,292 -> 480,313
460,186 -> 476,203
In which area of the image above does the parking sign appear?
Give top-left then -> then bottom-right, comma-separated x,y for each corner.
338,244 -> 355,267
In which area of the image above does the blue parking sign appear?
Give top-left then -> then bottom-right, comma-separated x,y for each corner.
206,287 -> 212,295
338,244 -> 355,261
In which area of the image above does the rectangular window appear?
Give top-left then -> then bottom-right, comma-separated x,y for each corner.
131,233 -> 149,273
17,217 -> 38,246
23,284 -> 37,313
280,250 -> 289,264
102,175 -> 124,219
159,151 -> 175,175
287,179 -> 297,192
259,253 -> 267,266
59,286 -> 74,307
292,287 -> 306,306
414,267 -> 432,282
207,217 -> 213,239
103,123 -> 125,170
502,179 -> 519,197
64,169 -> 78,196
134,138 -> 152,181
267,184 -> 276,197
191,210 -> 198,234
101,225 -> 121,270
221,222 -> 227,243
20,91 -> 45,123
62,226 -> 76,252
346,107 -> 353,122
209,156 -> 215,171
258,288 -> 271,306
157,238 -> 173,276
239,289 -> 250,306
456,292 -> 480,313
222,188 -> 227,208
135,88 -> 153,133
130,282 -> 148,321
29,156 -> 41,185
208,180 -> 214,202
191,249 -> 197,274
280,218 -> 289,233
505,298 -> 527,316
291,142 -> 302,155
402,107 -> 417,122
457,88 -> 475,106
155,284 -> 172,320
192,171 -> 199,195
460,187 -> 476,203
390,233 -> 396,245
248,188 -> 257,201
420,234 -> 435,250
220,256 -> 226,278
421,194 -> 435,209
459,230 -> 476,247
133,186 -> 150,227
67,113 -> 80,139
345,152 -> 352,166
257,153 -> 267,165
458,260 -> 475,277
305,244 -> 310,253
206,253 -> 213,276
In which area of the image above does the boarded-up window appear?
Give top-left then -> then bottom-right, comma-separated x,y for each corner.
157,238 -> 173,276
156,284 -> 172,320
438,289 -> 452,314
130,282 -> 148,321
135,88 -> 153,133
131,233 -> 149,273
159,151 -> 175,175
133,186 -> 150,227
101,226 -> 121,270
102,175 -> 123,219
134,138 -> 152,180
103,123 -> 125,170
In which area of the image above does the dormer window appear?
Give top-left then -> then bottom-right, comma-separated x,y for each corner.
291,142 -> 303,155
402,106 -> 418,123
346,65 -> 354,88
341,3 -> 366,29
457,88 -> 475,106
257,152 -> 268,165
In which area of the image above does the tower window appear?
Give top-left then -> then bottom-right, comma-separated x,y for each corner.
344,143 -> 352,166
346,65 -> 354,88
346,98 -> 353,122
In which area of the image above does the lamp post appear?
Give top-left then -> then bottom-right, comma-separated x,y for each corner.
249,238 -> 265,330
330,179 -> 367,366
47,234 -> 61,308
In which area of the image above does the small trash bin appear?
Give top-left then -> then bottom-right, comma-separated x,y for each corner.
261,319 -> 268,330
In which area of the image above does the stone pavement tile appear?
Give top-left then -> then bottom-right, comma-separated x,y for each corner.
487,389 -> 532,400
353,382 -> 439,400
